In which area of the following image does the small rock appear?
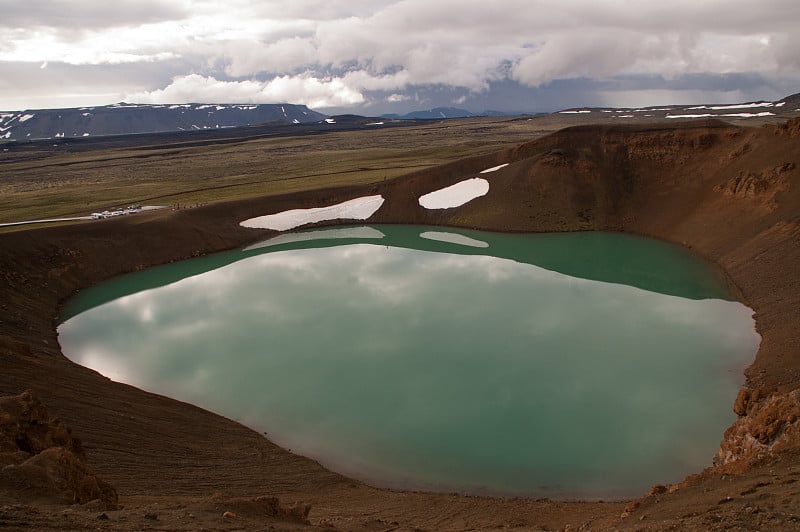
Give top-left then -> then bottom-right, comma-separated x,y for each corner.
144,512 -> 158,520
620,500 -> 640,518
223,511 -> 238,520
96,513 -> 109,520
648,484 -> 668,496
83,499 -> 104,511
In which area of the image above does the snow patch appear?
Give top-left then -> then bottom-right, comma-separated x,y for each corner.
667,112 -> 775,119
292,119 -> 300,124
82,133 -> 90,136
709,102 -> 773,110
559,110 -> 591,114
366,122 -> 384,126
480,163 -> 509,174
324,118 -> 336,124
420,231 -> 489,248
614,115 -> 634,118
666,114 -> 715,119
244,226 -> 385,251
240,195 -> 385,231
418,178 -> 490,209
688,102 -> 775,111
82,112 -> 93,117
19,114 -> 35,123
721,112 -> 775,118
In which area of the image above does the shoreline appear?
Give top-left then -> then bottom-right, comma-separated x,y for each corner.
2,119 -> 800,530
57,225 -> 751,503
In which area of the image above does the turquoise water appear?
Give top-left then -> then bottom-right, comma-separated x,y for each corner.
58,226 -> 759,498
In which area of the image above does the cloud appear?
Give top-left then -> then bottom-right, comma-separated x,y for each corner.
512,31 -> 643,87
234,0 -> 398,21
127,69 -> 418,109
2,0 -> 799,111
0,59 -> 187,111
772,32 -> 800,72
224,37 -> 319,77
0,0 -> 187,29
128,73 -> 366,108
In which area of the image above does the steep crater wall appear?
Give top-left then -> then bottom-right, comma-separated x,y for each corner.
0,119 -> 798,506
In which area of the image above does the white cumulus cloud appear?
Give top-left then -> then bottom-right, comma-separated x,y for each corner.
127,73 -> 365,108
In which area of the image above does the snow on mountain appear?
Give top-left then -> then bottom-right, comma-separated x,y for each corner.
0,103 -> 326,141
556,93 -> 800,121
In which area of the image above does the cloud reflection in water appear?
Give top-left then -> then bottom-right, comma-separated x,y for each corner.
58,234 -> 759,499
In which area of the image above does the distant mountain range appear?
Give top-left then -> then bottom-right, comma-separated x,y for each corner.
381,107 -> 522,119
0,103 -> 326,141
555,92 -> 800,121
0,102 -> 527,143
2,93 -> 798,143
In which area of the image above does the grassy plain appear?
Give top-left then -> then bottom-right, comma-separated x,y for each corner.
0,117 -> 563,226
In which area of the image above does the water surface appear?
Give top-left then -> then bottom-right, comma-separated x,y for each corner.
59,226 -> 758,498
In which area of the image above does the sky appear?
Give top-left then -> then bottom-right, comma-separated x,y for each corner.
1,0 -> 799,114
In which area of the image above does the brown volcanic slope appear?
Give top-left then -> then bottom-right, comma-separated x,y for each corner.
1,119 -> 800,530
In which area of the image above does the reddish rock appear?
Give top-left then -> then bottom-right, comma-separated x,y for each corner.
716,389 -> 800,466
0,391 -> 117,506
0,391 -> 83,458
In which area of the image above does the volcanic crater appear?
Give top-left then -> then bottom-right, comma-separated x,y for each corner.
1,117 -> 800,530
